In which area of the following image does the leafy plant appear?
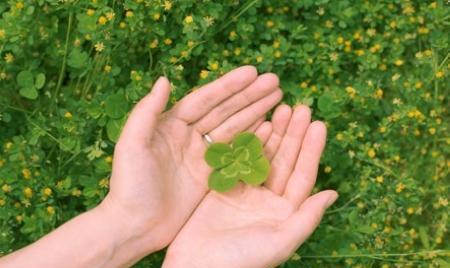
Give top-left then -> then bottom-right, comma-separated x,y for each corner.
205,132 -> 270,192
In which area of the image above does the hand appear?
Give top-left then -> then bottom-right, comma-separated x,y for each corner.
163,105 -> 338,268
99,66 -> 283,264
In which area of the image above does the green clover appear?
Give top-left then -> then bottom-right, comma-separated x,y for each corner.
205,132 -> 270,192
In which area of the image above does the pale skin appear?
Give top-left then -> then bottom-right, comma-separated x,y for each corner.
0,66 -> 337,268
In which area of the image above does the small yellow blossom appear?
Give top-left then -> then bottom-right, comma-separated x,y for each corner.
47,206 -> 55,215
43,187 -> 52,196
200,70 -> 209,79
367,148 -> 376,158
324,166 -> 332,173
94,42 -> 105,52
266,20 -> 274,28
16,215 -> 23,223
274,51 -> 281,58
164,38 -> 172,45
153,13 -> 161,20
428,128 -> 436,135
72,188 -> 82,197
406,207 -> 414,214
376,176 -> 384,183
22,168 -> 31,179
98,16 -> 107,25
396,182 -> 406,193
23,187 -> 33,198
104,65 -> 112,73
435,71 -> 444,78
106,12 -> 115,21
418,27 -> 429,34
394,59 -> 404,66
126,11 -> 134,18
99,178 -> 109,188
336,133 -> 344,141
87,9 -> 95,16
209,62 -> 219,71
256,56 -> 263,63
375,88 -> 383,99
4,53 -> 14,63
2,184 -> 12,193
184,15 -> 193,24
163,1 -> 173,10
345,86 -> 356,98
16,2 -> 24,9
337,36 -> 344,44
119,22 -> 127,29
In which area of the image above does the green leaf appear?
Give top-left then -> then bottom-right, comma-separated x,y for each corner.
220,162 -> 240,178
19,87 -> 38,100
232,132 -> 263,159
205,143 -> 233,168
17,71 -> 34,88
318,92 -> 341,119
208,170 -> 239,192
68,49 -> 89,69
35,73 -> 46,89
418,226 -> 430,249
240,157 -> 270,185
105,93 -> 129,119
106,117 -> 126,142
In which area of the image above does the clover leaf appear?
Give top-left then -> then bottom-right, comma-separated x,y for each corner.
205,132 -> 270,192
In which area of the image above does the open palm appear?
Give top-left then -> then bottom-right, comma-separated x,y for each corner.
163,105 -> 338,268
101,66 -> 282,256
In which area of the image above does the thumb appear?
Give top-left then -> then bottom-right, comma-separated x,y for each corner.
120,76 -> 171,143
278,190 -> 338,253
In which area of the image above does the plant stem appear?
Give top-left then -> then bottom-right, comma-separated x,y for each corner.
54,12 -> 73,105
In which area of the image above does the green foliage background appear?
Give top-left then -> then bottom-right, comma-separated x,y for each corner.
0,0 -> 448,267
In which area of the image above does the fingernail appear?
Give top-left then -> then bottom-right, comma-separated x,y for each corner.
325,192 -> 338,209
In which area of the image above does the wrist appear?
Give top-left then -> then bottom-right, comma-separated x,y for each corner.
93,197 -> 163,266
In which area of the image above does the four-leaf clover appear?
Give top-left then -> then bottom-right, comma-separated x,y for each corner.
205,132 -> 270,192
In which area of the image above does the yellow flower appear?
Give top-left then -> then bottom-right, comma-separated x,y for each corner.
2,184 -> 12,193
22,168 -> 31,179
64,111 -> 72,119
164,38 -> 172,45
209,62 -> 219,71
106,12 -> 115,21
23,187 -> 33,198
126,11 -> 134,18
229,31 -> 237,39
376,176 -> 384,184
234,47 -> 241,56
396,182 -> 406,193
119,22 -> 127,29
87,9 -> 95,16
104,65 -> 112,73
184,15 -> 193,24
256,56 -> 263,63
435,71 -> 444,78
98,16 -> 107,25
105,156 -> 113,163
375,88 -> 383,99
418,27 -> 429,34
336,133 -> 344,141
99,178 -> 109,188
0,198 -> 5,206
324,166 -> 332,173
415,81 -> 423,89
428,128 -> 436,135
72,188 -> 82,197
367,148 -> 376,158
200,70 -> 209,79
274,51 -> 281,58
16,215 -> 23,223
43,187 -> 52,196
266,20 -> 274,28
4,53 -> 14,63
0,29 -> 6,39
15,2 -> 24,9
345,86 -> 356,98
163,1 -> 173,10
355,49 -> 365,56
47,206 -> 55,215
406,207 -> 414,215
94,42 -> 105,52
394,59 -> 404,66
153,13 -> 161,20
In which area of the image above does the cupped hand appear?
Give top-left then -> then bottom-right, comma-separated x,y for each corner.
163,105 -> 338,268
99,66 -> 282,262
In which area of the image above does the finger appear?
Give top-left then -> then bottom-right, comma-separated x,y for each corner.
209,89 -> 282,142
283,121 -> 327,208
264,104 -> 292,160
195,73 -> 279,134
246,116 -> 265,132
119,76 -> 171,144
265,105 -> 311,195
255,121 -> 273,145
277,190 -> 338,255
172,65 -> 257,123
